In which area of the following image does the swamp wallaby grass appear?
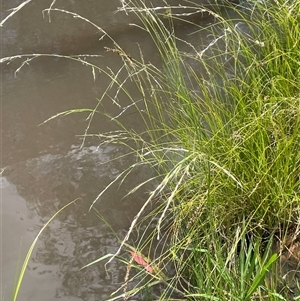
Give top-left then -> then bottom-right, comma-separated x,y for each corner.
97,0 -> 299,299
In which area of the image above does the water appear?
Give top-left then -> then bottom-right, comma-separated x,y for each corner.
1,1 -> 238,300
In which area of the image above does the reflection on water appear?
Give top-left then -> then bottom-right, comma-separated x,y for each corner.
1,0 -> 239,300
1,143 -> 150,300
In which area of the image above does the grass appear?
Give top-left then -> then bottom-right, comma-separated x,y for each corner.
93,0 -> 300,300
3,0 -> 299,300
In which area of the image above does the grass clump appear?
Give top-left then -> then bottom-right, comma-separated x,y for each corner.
94,0 -> 300,300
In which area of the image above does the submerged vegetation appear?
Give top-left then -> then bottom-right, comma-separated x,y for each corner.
3,0 -> 299,300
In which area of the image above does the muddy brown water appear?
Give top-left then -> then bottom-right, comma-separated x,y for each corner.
1,1 -> 241,300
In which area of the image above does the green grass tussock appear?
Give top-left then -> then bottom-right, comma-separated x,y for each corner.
97,0 -> 300,300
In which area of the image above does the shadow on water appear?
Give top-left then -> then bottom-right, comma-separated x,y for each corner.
1,0 -> 241,300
